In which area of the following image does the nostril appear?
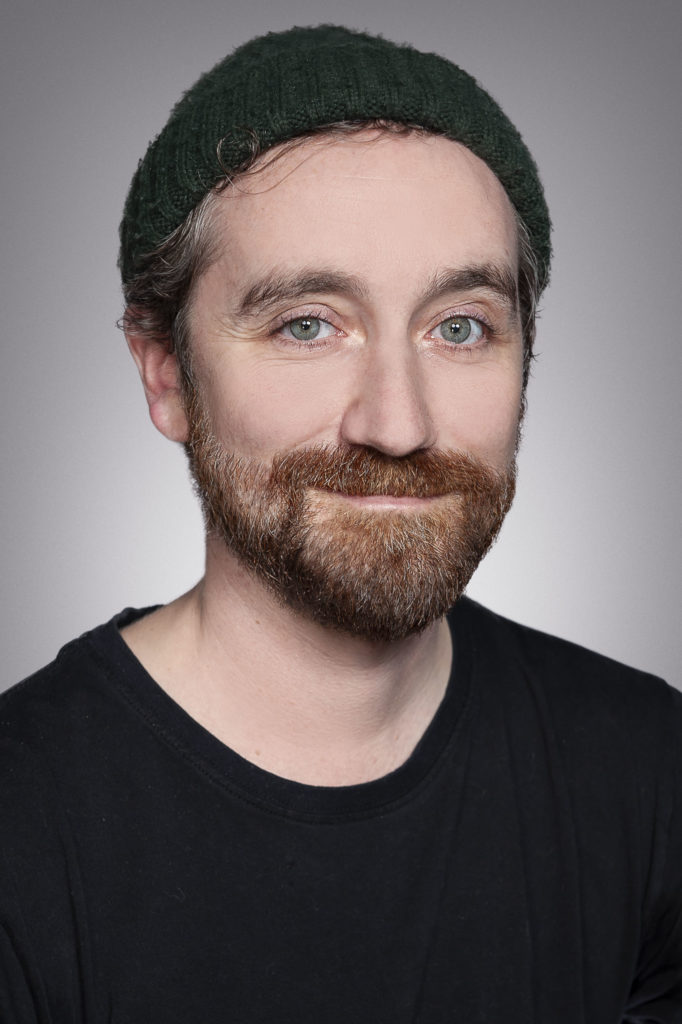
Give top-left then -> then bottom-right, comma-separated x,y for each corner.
339,379 -> 436,458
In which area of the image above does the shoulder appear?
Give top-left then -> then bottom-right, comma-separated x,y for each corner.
0,622 -> 137,1019
453,594 -> 675,703
2,623 -> 109,748
0,624 -> 110,817
0,608 -> 157,797
452,598 -> 682,894
0,610 -> 155,894
1,606 -> 157,735
451,596 -> 681,775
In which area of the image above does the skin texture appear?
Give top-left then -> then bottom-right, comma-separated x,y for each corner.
124,131 -> 524,785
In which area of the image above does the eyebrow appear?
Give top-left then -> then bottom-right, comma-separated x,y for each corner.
421,264 -> 519,315
236,270 -> 369,319
234,262 -> 518,320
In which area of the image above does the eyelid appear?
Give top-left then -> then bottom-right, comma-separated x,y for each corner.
426,307 -> 496,337
268,304 -> 344,335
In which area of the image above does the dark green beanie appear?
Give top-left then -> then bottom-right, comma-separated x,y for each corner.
119,25 -> 551,289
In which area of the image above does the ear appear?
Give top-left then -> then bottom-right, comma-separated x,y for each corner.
126,325 -> 189,443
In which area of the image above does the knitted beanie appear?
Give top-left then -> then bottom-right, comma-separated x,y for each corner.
119,25 -> 551,289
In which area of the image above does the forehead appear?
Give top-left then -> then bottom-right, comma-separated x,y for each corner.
203,130 -> 519,297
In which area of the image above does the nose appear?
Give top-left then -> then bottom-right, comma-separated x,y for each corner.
340,339 -> 436,457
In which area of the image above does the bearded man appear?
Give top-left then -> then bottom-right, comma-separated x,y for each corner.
1,25 -> 680,1023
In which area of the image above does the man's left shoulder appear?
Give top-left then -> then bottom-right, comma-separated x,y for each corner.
453,597 -> 681,858
453,595 -> 680,732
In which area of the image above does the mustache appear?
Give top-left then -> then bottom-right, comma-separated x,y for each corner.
267,444 -> 514,500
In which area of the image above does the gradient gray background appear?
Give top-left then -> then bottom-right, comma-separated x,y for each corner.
2,0 -> 680,692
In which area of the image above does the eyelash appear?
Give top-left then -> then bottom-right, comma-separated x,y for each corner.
426,310 -> 497,356
268,307 -> 343,349
268,307 -> 498,353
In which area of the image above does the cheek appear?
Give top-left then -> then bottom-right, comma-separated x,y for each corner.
433,370 -> 523,468
201,359 -> 353,458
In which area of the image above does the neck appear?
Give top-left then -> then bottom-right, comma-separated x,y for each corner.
121,540 -> 453,786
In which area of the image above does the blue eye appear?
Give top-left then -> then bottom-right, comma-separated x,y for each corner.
284,317 -> 336,342
437,316 -> 484,345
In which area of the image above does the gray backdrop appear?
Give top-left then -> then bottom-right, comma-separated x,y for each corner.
2,0 -> 680,691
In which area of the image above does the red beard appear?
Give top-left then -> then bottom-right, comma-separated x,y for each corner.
186,400 -> 516,642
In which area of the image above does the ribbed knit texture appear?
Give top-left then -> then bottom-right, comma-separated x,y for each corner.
119,25 -> 551,289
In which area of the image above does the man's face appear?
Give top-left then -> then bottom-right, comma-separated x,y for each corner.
181,131 -> 524,641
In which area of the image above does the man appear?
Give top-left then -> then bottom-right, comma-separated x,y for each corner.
1,24 -> 680,1022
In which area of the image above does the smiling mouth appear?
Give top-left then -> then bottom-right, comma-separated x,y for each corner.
313,489 -> 446,508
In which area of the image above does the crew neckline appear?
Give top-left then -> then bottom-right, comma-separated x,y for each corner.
85,601 -> 477,823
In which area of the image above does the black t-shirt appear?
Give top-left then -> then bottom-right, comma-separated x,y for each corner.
1,598 -> 680,1023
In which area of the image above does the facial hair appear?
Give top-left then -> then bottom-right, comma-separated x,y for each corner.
184,391 -> 516,643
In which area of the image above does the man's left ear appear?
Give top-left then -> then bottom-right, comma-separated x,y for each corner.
125,325 -> 189,443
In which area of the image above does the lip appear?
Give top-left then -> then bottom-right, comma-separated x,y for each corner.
314,490 -> 442,509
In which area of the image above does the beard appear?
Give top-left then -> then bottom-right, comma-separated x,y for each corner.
184,391 -> 516,643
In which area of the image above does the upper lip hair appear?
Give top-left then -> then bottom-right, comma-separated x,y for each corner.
317,485 -> 445,498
